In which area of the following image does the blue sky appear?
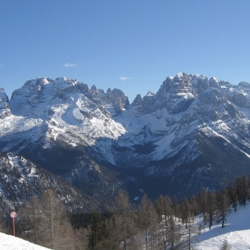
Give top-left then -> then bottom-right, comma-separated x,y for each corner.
1,0 -> 250,102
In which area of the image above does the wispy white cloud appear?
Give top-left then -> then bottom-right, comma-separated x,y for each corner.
119,76 -> 132,81
64,63 -> 77,68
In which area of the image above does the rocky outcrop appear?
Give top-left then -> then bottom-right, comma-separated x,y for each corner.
0,88 -> 11,119
0,152 -> 96,213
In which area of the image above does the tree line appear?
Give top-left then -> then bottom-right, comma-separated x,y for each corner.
0,175 -> 249,249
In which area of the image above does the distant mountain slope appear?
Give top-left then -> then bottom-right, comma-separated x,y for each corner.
0,152 -> 97,213
1,73 -> 250,200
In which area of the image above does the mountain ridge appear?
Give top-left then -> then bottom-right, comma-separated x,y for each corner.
1,72 -> 250,201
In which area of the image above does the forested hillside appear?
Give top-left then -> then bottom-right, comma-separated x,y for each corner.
0,175 -> 249,249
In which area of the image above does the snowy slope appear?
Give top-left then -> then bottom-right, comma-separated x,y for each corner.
194,204 -> 250,249
3,74 -> 250,163
8,77 -> 127,147
0,232 -> 50,250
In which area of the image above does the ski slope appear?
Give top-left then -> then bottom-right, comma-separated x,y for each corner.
0,232 -> 50,250
194,203 -> 250,249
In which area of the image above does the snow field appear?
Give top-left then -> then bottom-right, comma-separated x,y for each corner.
194,203 -> 250,249
0,232 -> 51,250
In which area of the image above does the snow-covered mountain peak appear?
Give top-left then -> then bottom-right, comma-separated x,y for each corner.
146,91 -> 155,97
1,73 -> 250,200
16,77 -> 83,98
4,77 -> 128,151
209,76 -> 219,82
55,76 -> 68,82
176,72 -> 185,78
9,77 -> 130,119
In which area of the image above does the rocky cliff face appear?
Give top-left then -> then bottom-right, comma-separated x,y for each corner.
0,88 -> 11,119
1,73 -> 250,201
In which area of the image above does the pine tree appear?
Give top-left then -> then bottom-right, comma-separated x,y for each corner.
226,181 -> 233,208
155,195 -> 166,221
219,189 -> 229,228
235,176 -> 249,206
231,187 -> 238,212
87,212 -> 109,250
180,198 -> 190,229
189,195 -> 199,217
207,190 -> 216,230
199,188 -> 208,225
172,196 -> 181,220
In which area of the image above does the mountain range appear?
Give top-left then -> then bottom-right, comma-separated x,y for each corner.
1,72 -> 250,209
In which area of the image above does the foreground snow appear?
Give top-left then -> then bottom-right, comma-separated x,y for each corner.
194,203 -> 250,249
0,232 -> 50,250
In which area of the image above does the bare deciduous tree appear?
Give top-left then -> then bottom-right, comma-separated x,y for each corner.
138,194 -> 159,250
18,196 -> 42,244
39,189 -> 75,250
108,189 -> 139,250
